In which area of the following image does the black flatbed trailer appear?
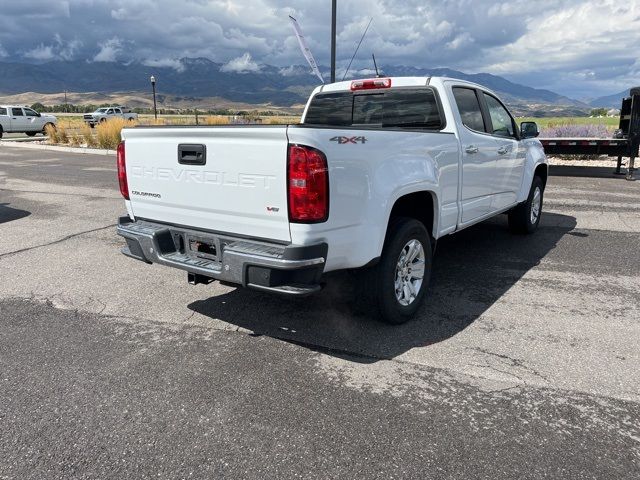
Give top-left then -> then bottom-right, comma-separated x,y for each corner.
538,87 -> 640,180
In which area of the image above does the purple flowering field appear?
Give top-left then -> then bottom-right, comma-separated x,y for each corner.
539,123 -> 614,138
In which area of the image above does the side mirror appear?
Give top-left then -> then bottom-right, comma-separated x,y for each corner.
520,121 -> 539,139
36,112 -> 41,117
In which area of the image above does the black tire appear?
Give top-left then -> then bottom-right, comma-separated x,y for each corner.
359,217 -> 433,324
508,176 -> 544,234
26,131 -> 37,137
0,126 -> 3,139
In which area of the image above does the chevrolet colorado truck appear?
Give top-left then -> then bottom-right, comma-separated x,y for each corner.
84,106 -> 138,127
0,106 -> 57,138
116,77 -> 547,324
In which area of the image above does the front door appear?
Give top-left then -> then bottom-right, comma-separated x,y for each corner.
481,92 -> 525,210
22,108 -> 42,132
450,86 -> 499,224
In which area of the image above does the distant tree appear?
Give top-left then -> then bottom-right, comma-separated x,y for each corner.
30,102 -> 45,112
589,108 -> 607,117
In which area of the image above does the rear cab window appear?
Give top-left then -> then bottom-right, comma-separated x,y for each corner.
12,108 -> 24,116
0,107 -> 7,116
303,88 -> 444,130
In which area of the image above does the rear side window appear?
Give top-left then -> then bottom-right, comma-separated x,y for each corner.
12,108 -> 24,116
452,87 -> 485,132
304,88 -> 444,129
0,107 -> 6,115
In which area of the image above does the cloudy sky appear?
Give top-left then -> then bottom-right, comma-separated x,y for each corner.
0,0 -> 638,99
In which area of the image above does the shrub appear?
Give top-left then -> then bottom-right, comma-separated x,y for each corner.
47,123 -> 68,144
68,133 -> 82,146
44,123 -> 58,143
95,118 -> 129,149
203,116 -> 230,125
81,124 -> 97,148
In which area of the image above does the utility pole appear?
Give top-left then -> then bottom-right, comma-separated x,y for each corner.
330,0 -> 336,83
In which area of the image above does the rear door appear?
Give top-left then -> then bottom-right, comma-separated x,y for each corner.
450,86 -> 499,224
10,108 -> 26,132
122,126 -> 292,242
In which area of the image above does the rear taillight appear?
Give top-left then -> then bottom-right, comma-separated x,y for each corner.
350,78 -> 391,91
287,144 -> 329,223
117,141 -> 129,200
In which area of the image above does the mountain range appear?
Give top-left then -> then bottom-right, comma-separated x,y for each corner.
0,58 -> 630,112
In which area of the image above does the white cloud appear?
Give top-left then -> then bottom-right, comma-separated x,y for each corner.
0,44 -> 8,58
143,58 -> 185,72
54,34 -> 82,60
220,52 -> 261,73
24,44 -> 55,60
93,37 -> 122,62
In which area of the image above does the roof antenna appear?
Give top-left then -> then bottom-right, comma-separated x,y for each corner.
372,53 -> 380,78
342,17 -> 373,81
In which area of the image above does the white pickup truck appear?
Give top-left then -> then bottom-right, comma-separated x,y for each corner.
84,106 -> 138,127
116,76 -> 547,324
0,106 -> 57,138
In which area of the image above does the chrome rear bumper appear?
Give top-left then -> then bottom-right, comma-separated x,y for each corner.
116,216 -> 326,295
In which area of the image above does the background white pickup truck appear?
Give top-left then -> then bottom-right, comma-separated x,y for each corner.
116,76 -> 547,324
0,106 -> 57,138
84,106 -> 138,127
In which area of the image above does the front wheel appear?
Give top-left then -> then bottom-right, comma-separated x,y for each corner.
508,176 -> 544,234
360,217 -> 432,324
42,123 -> 56,134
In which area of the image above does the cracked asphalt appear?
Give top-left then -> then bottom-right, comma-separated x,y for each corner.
0,146 -> 639,479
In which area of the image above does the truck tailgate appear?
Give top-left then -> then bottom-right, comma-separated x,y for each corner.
122,126 -> 291,242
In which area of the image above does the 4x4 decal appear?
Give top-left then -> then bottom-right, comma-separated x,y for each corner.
330,136 -> 367,144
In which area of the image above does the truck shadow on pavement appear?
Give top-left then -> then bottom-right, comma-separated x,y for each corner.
188,212 -> 577,363
0,203 -> 31,224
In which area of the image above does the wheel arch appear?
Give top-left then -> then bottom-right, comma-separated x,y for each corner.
385,190 -> 438,251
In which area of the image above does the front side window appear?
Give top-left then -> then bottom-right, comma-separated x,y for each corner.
483,93 -> 515,138
23,108 -> 38,117
12,108 -> 24,116
452,87 -> 485,132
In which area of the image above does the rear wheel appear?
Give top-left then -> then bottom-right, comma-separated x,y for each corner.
360,217 -> 432,324
508,176 -> 544,234
0,126 -> 3,139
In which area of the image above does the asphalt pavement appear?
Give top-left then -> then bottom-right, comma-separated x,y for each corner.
0,146 -> 639,479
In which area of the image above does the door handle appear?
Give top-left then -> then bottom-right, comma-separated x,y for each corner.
178,144 -> 206,165
465,145 -> 479,154
497,146 -> 511,155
